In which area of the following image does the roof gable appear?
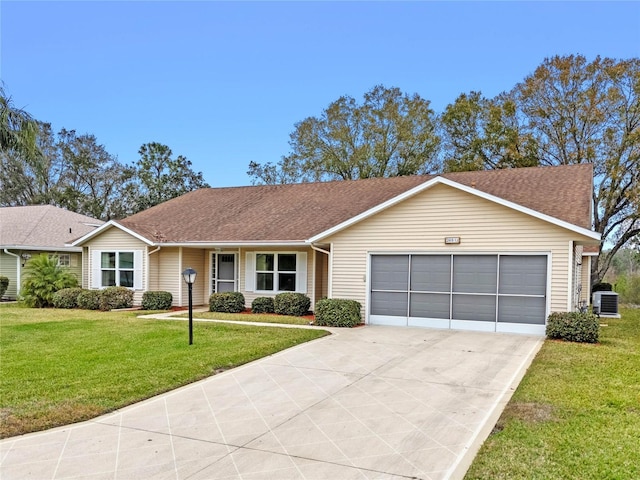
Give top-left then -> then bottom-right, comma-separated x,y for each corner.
0,205 -> 104,249
74,164 -> 596,245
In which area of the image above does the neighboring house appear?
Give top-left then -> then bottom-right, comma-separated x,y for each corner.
0,205 -> 104,299
72,164 -> 600,335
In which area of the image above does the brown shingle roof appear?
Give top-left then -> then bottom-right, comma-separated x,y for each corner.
118,163 -> 593,243
0,205 -> 104,249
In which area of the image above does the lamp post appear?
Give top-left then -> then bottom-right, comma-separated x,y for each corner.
182,268 -> 197,345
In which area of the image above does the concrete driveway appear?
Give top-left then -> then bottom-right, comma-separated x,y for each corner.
0,325 -> 541,480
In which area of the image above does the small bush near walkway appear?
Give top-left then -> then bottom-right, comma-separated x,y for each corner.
209,292 -> 245,313
142,291 -> 173,310
315,298 -> 362,327
546,311 -> 599,343
251,296 -> 275,314
274,292 -> 310,316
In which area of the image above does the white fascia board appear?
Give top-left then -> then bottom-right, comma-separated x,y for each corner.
70,220 -> 154,246
158,241 -> 309,248
1,245 -> 82,253
308,176 -> 602,243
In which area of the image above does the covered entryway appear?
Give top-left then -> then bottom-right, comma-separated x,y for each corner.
369,253 -> 549,334
210,252 -> 238,293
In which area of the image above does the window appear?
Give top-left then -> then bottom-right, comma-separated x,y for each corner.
255,253 -> 297,291
100,251 -> 135,288
57,254 -> 71,267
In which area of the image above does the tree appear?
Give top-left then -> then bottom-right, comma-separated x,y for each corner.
55,129 -> 135,220
0,122 -> 64,207
0,124 -> 135,220
132,142 -> 210,211
511,55 -> 640,284
248,85 -> 440,184
0,84 -> 39,159
441,91 -> 538,172
20,254 -> 78,308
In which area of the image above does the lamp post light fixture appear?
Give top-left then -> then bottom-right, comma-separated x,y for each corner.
182,268 -> 197,345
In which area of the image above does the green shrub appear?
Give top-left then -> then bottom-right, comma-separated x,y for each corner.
274,292 -> 311,317
252,296 -> 275,314
77,289 -> 101,310
99,286 -> 134,311
315,298 -> 362,327
209,292 -> 245,313
141,291 -> 173,310
20,254 -> 78,307
546,311 -> 600,343
52,287 -> 83,309
0,276 -> 9,298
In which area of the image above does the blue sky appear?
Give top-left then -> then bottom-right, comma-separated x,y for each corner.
2,1 -> 639,187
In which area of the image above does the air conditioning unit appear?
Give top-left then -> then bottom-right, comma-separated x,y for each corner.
593,291 -> 620,318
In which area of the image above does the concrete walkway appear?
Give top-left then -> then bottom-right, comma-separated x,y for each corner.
0,319 -> 542,480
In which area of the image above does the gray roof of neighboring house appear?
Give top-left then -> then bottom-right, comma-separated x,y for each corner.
0,205 -> 104,250
111,163 -> 594,244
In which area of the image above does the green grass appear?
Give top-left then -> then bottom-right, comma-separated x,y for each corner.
186,310 -> 313,325
0,305 -> 328,438
465,307 -> 640,480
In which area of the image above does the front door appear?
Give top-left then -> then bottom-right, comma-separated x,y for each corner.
211,253 -> 237,293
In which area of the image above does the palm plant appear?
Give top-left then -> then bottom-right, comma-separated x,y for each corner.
21,254 -> 78,307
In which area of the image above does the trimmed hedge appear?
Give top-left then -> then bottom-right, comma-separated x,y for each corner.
0,276 -> 8,298
546,311 -> 600,343
142,291 -> 173,310
52,287 -> 83,309
315,298 -> 362,327
77,290 -> 101,310
252,296 -> 275,314
99,286 -> 134,311
209,292 -> 245,313
274,292 -> 311,317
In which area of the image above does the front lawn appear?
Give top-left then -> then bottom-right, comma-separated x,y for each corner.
465,307 -> 640,479
0,305 -> 328,438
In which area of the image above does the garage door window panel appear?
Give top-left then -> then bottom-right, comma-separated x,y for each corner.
371,291 -> 408,316
453,256 -> 497,294
410,292 -> 450,318
499,255 -> 547,296
371,255 -> 409,291
410,255 -> 451,292
453,294 -> 496,322
498,296 -> 546,324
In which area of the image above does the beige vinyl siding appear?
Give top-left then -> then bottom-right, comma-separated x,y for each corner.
182,248 -> 207,306
239,247 -> 316,309
324,183 -> 595,319
0,251 -> 19,299
87,227 -> 148,305
148,247 -> 180,305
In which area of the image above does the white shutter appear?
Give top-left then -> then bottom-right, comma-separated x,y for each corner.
296,252 -> 307,293
134,250 -> 143,290
91,250 -> 102,288
245,252 -> 255,292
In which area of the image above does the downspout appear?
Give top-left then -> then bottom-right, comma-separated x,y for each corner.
3,249 -> 21,298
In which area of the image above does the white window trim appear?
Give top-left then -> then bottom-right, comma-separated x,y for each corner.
92,250 -> 143,290
245,251 -> 307,294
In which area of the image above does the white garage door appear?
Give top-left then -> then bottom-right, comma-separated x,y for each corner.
370,254 -> 548,335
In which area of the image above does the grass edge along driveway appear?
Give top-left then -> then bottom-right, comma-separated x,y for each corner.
0,306 -> 328,438
465,307 -> 640,480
